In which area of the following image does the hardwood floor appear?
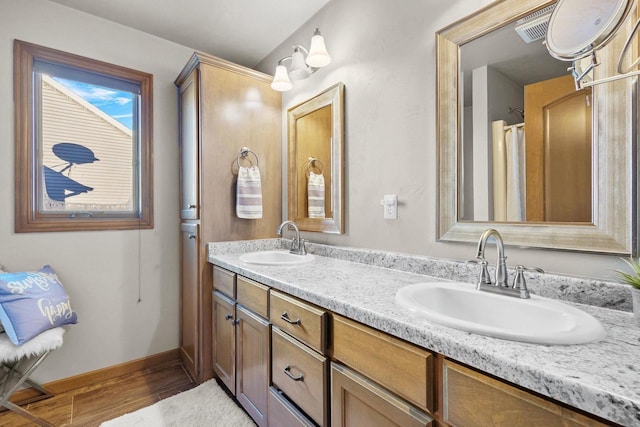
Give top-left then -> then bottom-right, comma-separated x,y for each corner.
0,358 -> 197,426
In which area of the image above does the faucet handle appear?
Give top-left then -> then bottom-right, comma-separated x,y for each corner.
467,257 -> 492,287
298,239 -> 307,255
512,265 -> 544,298
289,237 -> 307,256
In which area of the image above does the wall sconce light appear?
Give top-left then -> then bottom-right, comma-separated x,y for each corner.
271,28 -> 331,92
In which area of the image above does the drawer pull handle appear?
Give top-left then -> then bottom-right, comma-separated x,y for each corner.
281,312 -> 301,326
283,365 -> 304,382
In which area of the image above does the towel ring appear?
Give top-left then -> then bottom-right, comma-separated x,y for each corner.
306,157 -> 324,177
236,147 -> 259,169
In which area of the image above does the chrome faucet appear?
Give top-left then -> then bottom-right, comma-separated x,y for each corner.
468,229 -> 543,299
475,228 -> 508,287
276,221 -> 307,255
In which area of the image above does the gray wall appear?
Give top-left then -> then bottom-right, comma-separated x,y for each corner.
256,0 -> 625,281
0,0 -> 194,383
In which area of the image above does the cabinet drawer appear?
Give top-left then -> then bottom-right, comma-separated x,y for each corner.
213,265 -> 235,298
442,360 -> 608,427
332,314 -> 434,412
272,327 -> 328,427
237,276 -> 269,319
331,363 -> 433,427
268,387 -> 316,427
270,290 -> 327,353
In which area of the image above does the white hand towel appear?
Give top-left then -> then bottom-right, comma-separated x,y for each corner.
307,172 -> 325,218
236,166 -> 263,219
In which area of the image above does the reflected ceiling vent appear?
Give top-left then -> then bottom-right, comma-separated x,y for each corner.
515,4 -> 556,43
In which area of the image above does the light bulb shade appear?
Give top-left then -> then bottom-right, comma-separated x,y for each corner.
306,33 -> 331,68
288,49 -> 311,80
271,65 -> 292,91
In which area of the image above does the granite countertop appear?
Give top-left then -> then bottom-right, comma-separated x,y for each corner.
207,239 -> 640,426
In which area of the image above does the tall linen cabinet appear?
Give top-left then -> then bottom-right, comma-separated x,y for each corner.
175,52 -> 282,382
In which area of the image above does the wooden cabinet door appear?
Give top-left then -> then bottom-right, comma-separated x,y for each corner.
331,363 -> 433,427
236,305 -> 269,427
180,223 -> 199,380
212,291 -> 236,394
442,359 -> 608,427
178,68 -> 199,220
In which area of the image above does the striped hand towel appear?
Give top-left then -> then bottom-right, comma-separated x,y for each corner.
307,172 -> 325,218
236,166 -> 263,219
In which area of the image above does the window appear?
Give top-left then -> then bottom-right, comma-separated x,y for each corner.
14,40 -> 153,232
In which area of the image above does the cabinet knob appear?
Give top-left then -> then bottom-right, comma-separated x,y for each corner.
189,234 -> 196,240
224,314 -> 233,320
188,204 -> 197,209
280,312 -> 301,326
232,319 -> 240,326
283,365 -> 304,382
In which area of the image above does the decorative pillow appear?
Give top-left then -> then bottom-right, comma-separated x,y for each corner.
0,267 -> 4,333
0,265 -> 78,345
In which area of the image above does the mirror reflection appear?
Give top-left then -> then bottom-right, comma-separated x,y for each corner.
287,83 -> 344,234
459,8 -> 593,223
294,105 -> 332,220
436,0 -> 637,255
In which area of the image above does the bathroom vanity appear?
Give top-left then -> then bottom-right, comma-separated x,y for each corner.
208,239 -> 639,426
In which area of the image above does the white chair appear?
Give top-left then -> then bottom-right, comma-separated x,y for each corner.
0,327 -> 65,427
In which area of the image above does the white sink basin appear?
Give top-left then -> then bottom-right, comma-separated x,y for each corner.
395,282 -> 606,345
239,250 -> 315,266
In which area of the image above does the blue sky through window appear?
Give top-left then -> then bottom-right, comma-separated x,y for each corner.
53,77 -> 134,129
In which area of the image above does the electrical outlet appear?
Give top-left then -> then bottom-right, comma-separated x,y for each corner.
381,194 -> 398,219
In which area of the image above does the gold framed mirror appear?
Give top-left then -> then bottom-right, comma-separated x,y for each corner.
287,82 -> 345,234
436,0 -> 638,254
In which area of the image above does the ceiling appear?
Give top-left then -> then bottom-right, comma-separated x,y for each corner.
48,0 -> 330,68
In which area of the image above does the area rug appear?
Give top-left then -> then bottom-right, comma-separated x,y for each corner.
100,379 -> 255,426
